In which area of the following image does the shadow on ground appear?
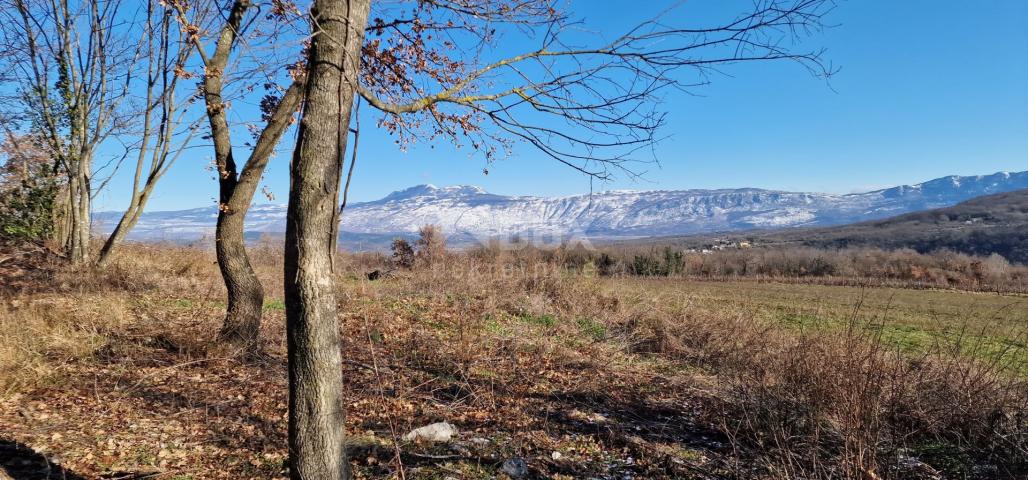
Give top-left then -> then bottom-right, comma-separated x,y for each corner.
0,438 -> 86,480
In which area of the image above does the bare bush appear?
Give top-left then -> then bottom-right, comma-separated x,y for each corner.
415,225 -> 446,267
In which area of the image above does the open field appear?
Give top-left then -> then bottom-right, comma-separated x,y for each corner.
613,279 -> 1028,374
1,245 -> 1026,479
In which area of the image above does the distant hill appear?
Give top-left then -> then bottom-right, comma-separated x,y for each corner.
94,171 -> 1028,250
657,189 -> 1028,263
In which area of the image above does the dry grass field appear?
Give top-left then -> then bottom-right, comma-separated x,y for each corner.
1,244 -> 1026,479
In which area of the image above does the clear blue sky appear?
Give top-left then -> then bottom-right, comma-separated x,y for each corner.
93,0 -> 1028,212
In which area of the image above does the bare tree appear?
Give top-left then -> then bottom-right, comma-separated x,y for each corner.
415,224 -> 446,266
96,1 -> 203,266
170,0 -> 310,347
285,0 -> 834,477
1,0 -> 204,267
0,0 -> 140,264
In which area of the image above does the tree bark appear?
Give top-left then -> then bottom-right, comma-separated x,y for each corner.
285,0 -> 370,477
198,0 -> 259,346
216,206 -> 264,344
217,79 -> 307,346
67,156 -> 92,265
96,195 -> 143,267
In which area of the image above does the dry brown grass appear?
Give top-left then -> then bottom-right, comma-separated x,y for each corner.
0,295 -> 129,395
0,242 -> 1025,479
361,249 -> 1028,478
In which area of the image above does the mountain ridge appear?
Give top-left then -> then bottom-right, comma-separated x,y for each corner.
642,188 -> 1028,263
93,170 -> 1028,246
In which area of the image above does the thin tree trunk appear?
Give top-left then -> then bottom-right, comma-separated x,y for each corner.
217,79 -> 307,346
193,0 -> 262,347
97,200 -> 141,266
97,180 -> 163,266
67,157 -> 92,265
285,0 -> 370,477
330,98 -> 360,267
97,5 -> 191,268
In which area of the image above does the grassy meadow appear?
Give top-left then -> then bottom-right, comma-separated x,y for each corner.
614,278 -> 1028,374
1,244 -> 1026,479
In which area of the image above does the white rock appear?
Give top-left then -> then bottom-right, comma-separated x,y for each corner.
403,422 -> 457,443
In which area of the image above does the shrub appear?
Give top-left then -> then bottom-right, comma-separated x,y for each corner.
0,134 -> 58,244
574,244 -> 1028,292
391,238 -> 415,269
415,224 -> 446,266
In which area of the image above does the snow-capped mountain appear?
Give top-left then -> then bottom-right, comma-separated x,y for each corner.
94,171 -> 1028,246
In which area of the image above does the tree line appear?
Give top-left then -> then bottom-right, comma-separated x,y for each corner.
0,0 -> 835,477
570,244 -> 1026,292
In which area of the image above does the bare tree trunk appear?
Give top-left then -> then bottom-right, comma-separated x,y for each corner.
97,197 -> 142,265
67,158 -> 92,265
97,5 -> 195,268
217,79 -> 307,346
329,98 -> 360,266
97,170 -> 171,267
216,206 -> 264,344
285,0 -> 370,477
178,0 -> 306,349
183,0 -> 266,347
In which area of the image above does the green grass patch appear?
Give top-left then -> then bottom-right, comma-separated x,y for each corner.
518,312 -> 557,328
484,315 -> 511,336
874,323 -> 937,352
576,317 -> 607,341
263,299 -> 286,311
776,312 -> 825,329
172,298 -> 193,308
617,279 -> 1028,376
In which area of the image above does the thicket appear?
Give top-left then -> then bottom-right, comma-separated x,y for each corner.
363,230 -> 1028,292
0,138 -> 58,244
0,178 -> 57,244
388,225 -> 450,271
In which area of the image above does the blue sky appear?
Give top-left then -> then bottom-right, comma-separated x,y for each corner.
93,0 -> 1028,212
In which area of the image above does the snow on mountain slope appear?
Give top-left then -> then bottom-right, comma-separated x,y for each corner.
93,170 -> 1028,244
